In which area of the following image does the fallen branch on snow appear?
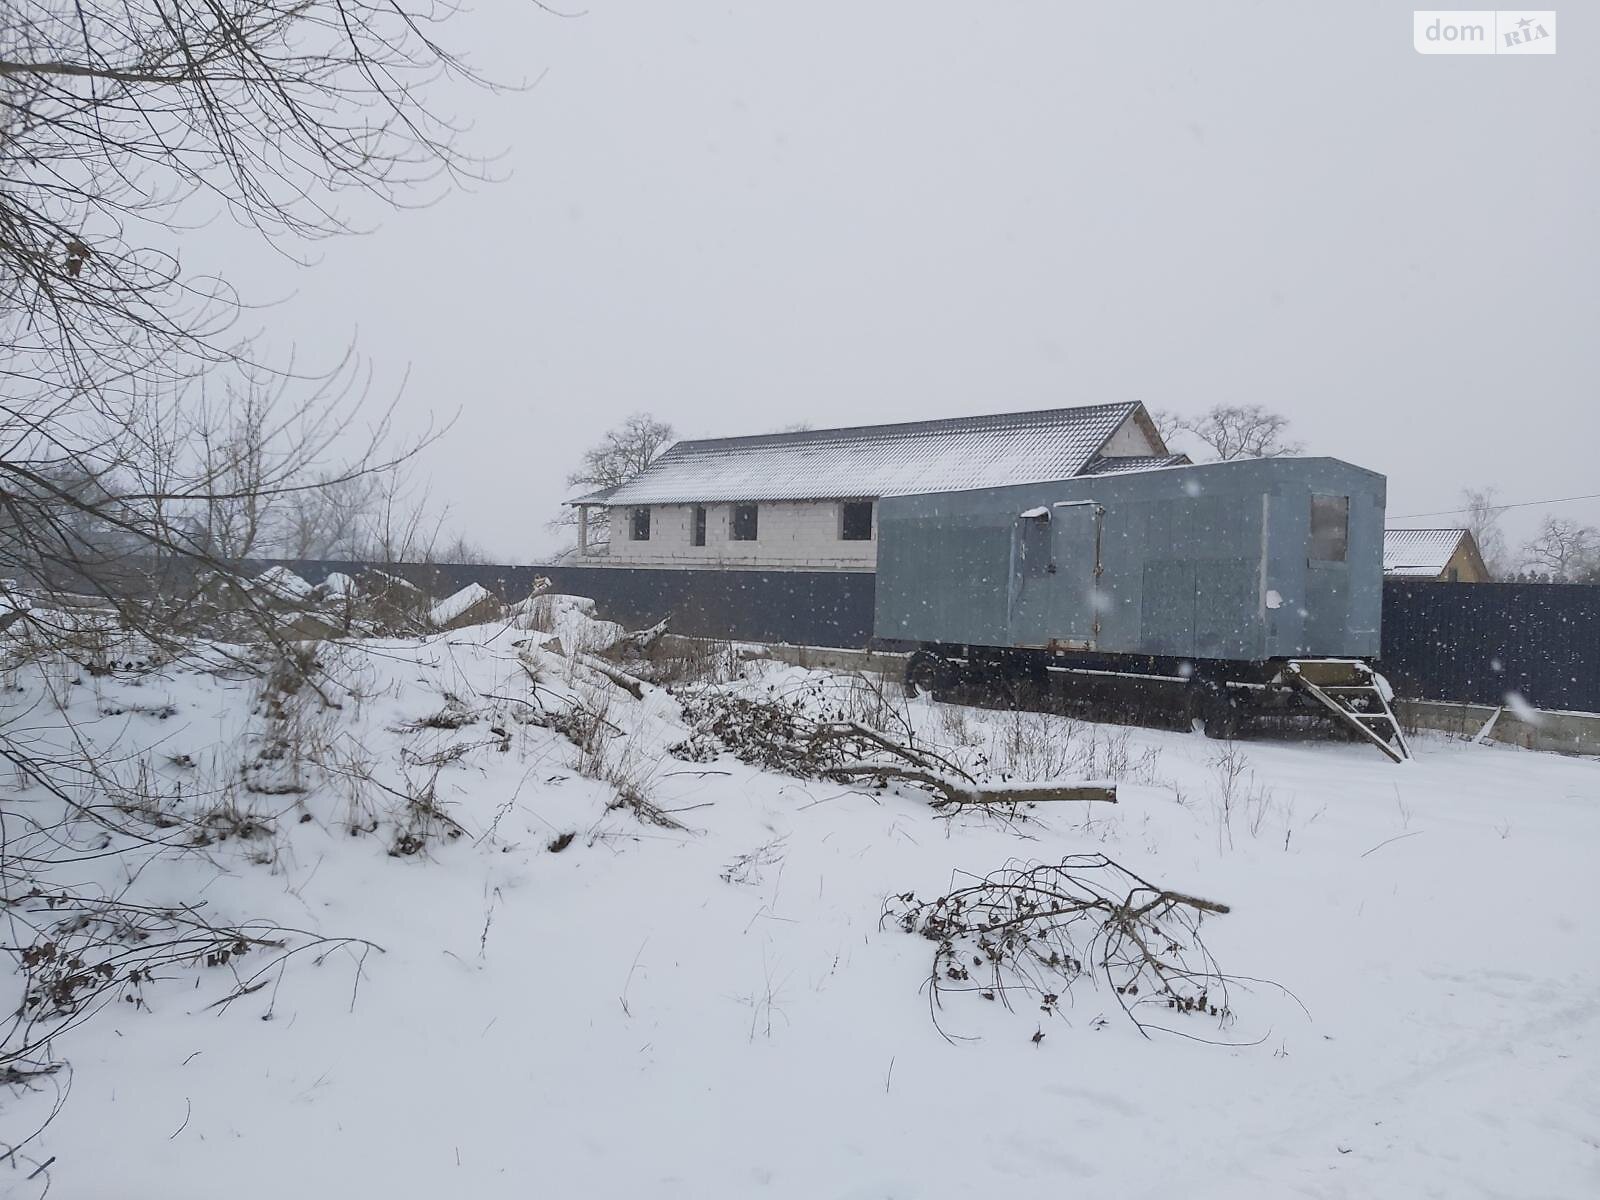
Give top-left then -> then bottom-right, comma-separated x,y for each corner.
518,645 -> 643,700
574,651 -> 645,698
824,760 -> 1115,807
885,854 -> 1238,1043
603,619 -> 669,661
674,691 -> 1114,809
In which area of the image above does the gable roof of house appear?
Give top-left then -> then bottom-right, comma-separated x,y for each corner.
1383,528 -> 1471,577
580,402 -> 1157,506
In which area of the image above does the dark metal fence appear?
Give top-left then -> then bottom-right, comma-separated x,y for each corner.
258,563 -> 1600,716
281,560 -> 879,648
1379,581 -> 1600,714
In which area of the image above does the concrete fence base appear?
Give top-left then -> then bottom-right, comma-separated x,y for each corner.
1395,699 -> 1600,757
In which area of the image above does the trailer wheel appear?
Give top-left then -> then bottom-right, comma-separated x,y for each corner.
1189,681 -> 1242,740
905,651 -> 947,698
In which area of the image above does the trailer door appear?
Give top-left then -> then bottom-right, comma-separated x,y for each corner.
1007,503 -> 1102,650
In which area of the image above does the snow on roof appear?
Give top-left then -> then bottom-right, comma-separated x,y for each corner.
1081,453 -> 1192,476
586,403 -> 1148,506
1384,528 -> 1468,577
429,583 -> 497,627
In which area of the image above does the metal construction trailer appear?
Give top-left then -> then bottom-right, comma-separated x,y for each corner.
875,457 -> 1408,758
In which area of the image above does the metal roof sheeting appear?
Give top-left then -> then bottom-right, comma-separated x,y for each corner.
1384,528 -> 1467,577
565,485 -> 619,506
593,403 -> 1145,505
1082,453 -> 1193,476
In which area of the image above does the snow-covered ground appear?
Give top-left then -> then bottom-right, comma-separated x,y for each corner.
6,623 -> 1599,1199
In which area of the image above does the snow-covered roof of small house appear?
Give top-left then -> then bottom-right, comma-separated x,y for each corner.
576,402 -> 1163,506
1081,453 -> 1193,476
1383,528 -> 1471,577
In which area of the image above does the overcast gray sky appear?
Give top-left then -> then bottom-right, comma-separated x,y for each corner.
236,0 -> 1597,560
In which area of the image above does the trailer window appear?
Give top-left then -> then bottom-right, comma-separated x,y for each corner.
840,500 -> 873,541
1310,495 -> 1348,562
630,507 -> 651,542
1020,512 -> 1051,577
730,503 -> 759,541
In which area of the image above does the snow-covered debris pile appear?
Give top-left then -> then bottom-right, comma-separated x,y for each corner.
514,592 -> 627,655
321,571 -> 355,597
427,582 -> 505,630
0,588 -> 31,627
349,568 -> 430,631
250,565 -> 316,604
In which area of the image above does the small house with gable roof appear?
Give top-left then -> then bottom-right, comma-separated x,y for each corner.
566,402 -> 1186,571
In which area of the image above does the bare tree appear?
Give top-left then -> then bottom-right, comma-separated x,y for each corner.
277,473 -> 384,561
1460,486 -> 1510,579
0,1 -> 532,1120
186,383 -> 278,561
1149,408 -> 1183,447
1522,517 -> 1599,581
549,413 -> 675,555
2,2 -> 510,400
1162,405 -> 1304,461
428,534 -> 491,565
566,413 -> 676,494
0,0 -> 515,609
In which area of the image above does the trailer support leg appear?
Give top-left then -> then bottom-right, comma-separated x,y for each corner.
1285,660 -> 1411,763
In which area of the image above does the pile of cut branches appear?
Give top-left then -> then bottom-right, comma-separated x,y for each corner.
675,689 -> 1114,809
1,887 -> 381,1080
885,854 -> 1234,1039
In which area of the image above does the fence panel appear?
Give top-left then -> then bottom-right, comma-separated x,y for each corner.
280,560 -> 879,648
1379,581 -> 1600,714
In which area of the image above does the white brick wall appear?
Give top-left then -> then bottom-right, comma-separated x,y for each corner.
591,500 -> 878,570
1098,413 -> 1163,456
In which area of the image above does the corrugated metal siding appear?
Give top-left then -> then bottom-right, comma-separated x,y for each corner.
601,403 -> 1140,505
874,457 -> 1386,662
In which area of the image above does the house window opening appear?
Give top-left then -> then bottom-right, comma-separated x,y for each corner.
692,505 -> 707,547
730,503 -> 759,542
631,507 -> 651,542
841,500 -> 874,541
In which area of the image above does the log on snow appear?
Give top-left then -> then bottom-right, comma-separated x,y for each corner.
823,760 -> 1115,807
574,651 -> 646,698
518,646 -> 644,700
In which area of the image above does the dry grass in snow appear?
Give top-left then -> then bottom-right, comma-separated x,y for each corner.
3,624 -> 1598,1199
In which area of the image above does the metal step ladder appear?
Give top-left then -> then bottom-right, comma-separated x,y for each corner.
1284,660 -> 1412,764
